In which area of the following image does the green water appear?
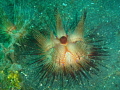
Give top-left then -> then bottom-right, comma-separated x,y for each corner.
0,0 -> 120,90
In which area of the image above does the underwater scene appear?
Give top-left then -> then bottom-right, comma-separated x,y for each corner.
0,0 -> 120,90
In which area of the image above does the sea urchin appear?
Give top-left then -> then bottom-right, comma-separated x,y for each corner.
19,11 -> 108,89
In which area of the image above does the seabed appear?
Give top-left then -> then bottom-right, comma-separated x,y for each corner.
0,0 -> 120,90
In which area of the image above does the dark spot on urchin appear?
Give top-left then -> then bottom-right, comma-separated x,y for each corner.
60,36 -> 67,44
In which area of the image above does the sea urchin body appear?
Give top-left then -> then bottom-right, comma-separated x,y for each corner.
19,11 -> 108,89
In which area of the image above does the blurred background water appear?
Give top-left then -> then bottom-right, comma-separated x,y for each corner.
0,0 -> 120,90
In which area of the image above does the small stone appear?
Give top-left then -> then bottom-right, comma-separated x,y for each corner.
62,3 -> 67,6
